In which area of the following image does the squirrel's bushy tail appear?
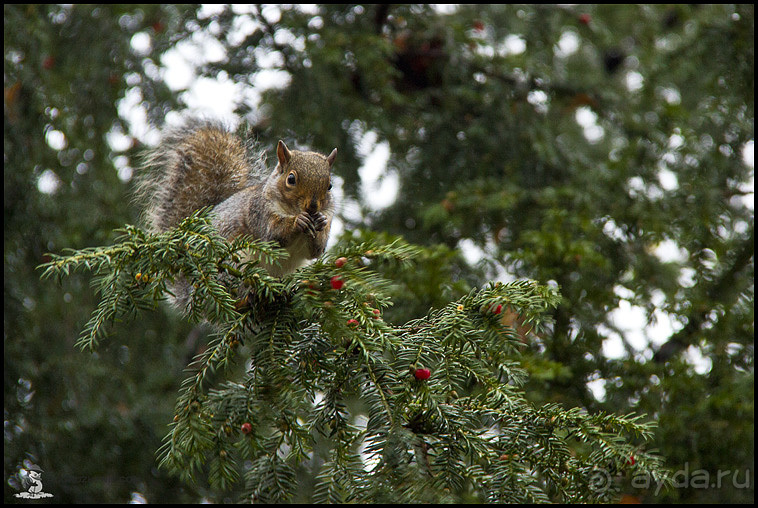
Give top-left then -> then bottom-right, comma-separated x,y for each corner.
135,118 -> 267,232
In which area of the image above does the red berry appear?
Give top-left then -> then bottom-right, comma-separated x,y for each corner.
42,56 -> 56,70
414,368 -> 431,380
335,257 -> 347,268
347,318 -> 359,327
330,276 -> 344,290
493,304 -> 502,314
473,20 -> 485,32
627,454 -> 636,466
372,309 -> 381,319
241,422 -> 252,435
578,13 -> 591,25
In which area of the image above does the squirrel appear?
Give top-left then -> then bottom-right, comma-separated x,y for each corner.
137,119 -> 337,305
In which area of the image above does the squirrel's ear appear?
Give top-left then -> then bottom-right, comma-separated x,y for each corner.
326,148 -> 337,168
277,140 -> 292,169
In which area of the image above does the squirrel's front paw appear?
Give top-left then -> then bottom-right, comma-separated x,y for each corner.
311,212 -> 328,232
295,212 -> 316,237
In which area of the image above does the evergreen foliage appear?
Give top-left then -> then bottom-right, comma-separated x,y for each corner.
41,213 -> 666,502
5,4 -> 752,503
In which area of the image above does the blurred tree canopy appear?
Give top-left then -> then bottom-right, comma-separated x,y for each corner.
4,4 -> 753,503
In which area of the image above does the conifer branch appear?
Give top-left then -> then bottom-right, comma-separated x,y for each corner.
41,222 -> 669,502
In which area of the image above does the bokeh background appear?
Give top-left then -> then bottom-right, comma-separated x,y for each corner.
5,4 -> 753,502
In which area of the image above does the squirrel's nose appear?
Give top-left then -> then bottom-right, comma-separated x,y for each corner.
306,199 -> 318,215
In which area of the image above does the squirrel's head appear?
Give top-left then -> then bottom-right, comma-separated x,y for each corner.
274,140 -> 337,215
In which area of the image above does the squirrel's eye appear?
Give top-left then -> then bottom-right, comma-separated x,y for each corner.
328,181 -> 332,190
286,172 -> 296,186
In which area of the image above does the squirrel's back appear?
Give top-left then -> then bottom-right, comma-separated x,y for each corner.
138,119 -> 266,232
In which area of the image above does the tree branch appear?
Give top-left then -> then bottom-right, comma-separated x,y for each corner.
653,226 -> 754,363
